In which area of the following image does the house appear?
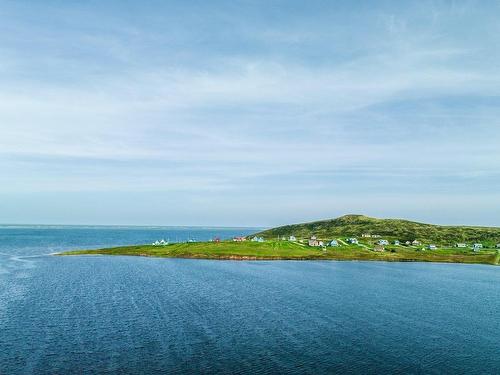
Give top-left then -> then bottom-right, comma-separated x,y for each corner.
152,239 -> 168,246
472,243 -> 483,251
373,245 -> 385,252
347,237 -> 359,244
377,239 -> 389,246
496,243 -> 500,249
393,240 -> 400,245
329,240 -> 339,247
251,236 -> 264,242
412,240 -> 421,246
455,243 -> 467,248
372,234 -> 381,238
289,235 -> 297,241
308,237 -> 321,247
362,233 -> 372,238
308,238 -> 324,247
427,244 -> 437,250
405,241 -> 411,245
233,236 -> 247,242
213,237 -> 221,243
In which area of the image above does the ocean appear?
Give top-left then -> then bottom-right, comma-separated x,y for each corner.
0,226 -> 499,374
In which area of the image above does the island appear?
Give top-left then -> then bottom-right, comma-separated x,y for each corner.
58,215 -> 500,265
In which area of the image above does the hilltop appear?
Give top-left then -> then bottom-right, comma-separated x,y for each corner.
253,215 -> 500,246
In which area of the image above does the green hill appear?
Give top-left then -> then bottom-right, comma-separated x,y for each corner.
253,215 -> 500,246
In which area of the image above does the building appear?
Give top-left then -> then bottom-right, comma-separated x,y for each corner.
372,234 -> 381,238
393,240 -> 400,245
377,239 -> 389,246
405,241 -> 411,245
455,243 -> 467,248
347,238 -> 359,244
412,240 -> 421,246
427,244 -> 437,250
496,244 -> 500,249
373,245 -> 385,252
362,233 -> 372,238
289,235 -> 297,241
251,236 -> 264,242
329,240 -> 339,247
233,236 -> 247,242
308,236 -> 322,247
472,243 -> 483,251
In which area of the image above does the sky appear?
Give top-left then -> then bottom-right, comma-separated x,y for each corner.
0,0 -> 499,227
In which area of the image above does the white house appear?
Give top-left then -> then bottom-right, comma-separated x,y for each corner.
251,236 -> 265,242
496,243 -> 500,248
347,238 -> 359,244
472,243 -> 483,251
393,240 -> 400,245
289,235 -> 297,241
362,233 -> 372,238
412,240 -> 421,246
455,243 -> 467,248
378,239 -> 389,246
427,244 -> 437,250
329,240 -> 339,247
152,239 -> 168,246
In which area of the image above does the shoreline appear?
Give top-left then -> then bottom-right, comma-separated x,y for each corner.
57,253 -> 497,264
57,243 -> 500,266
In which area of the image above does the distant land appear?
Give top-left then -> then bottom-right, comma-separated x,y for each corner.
254,214 -> 500,246
59,215 -> 500,265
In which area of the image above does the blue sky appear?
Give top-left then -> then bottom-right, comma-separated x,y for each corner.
0,0 -> 499,226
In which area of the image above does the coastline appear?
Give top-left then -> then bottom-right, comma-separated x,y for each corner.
57,242 -> 500,265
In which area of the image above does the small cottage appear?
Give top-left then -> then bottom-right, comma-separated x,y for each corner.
472,243 -> 483,251
329,240 -> 339,247
347,237 -> 359,244
308,237 -> 321,247
427,244 -> 437,250
377,239 -> 389,246
455,243 -> 467,248
251,236 -> 265,242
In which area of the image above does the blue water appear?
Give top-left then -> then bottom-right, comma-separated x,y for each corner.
0,227 -> 499,374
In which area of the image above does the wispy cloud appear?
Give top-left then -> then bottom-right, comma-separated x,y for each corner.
0,0 -> 499,225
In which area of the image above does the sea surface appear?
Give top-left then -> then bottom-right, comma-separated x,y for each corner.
0,226 -> 499,374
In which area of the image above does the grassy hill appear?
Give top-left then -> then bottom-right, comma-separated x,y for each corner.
253,215 -> 500,246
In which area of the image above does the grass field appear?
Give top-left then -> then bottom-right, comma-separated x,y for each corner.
58,240 -> 500,265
